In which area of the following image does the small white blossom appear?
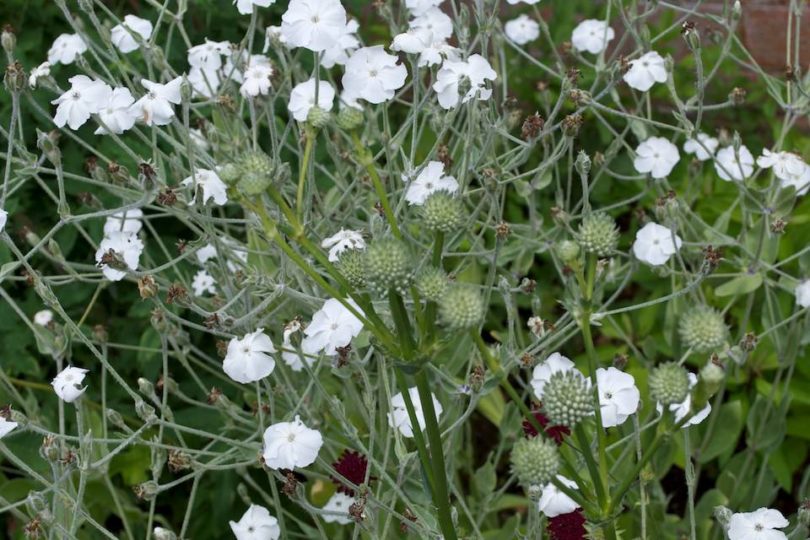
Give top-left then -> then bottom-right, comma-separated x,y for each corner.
301,298 -> 364,356
623,51 -> 667,92
111,15 -> 153,54
757,149 -> 810,195
388,386 -> 443,438
0,208 -> 8,232
34,310 -> 54,326
656,373 -> 711,427
52,366 -> 89,403
234,0 -> 275,15
632,222 -> 682,266
683,132 -> 719,161
714,145 -> 754,182
342,46 -> 407,105
320,19 -> 360,68
187,67 -> 222,99
322,229 -> 365,262
263,26 -> 287,51
182,169 -> 228,206
0,417 -> 18,439
188,39 -> 230,70
281,321 -> 312,372
795,280 -> 810,308
191,269 -> 217,296
727,508 -> 788,540
28,62 -> 51,88
223,329 -> 276,383
229,504 -> 281,540
52,75 -> 112,131
240,63 -> 274,98
47,33 -> 88,65
409,7 -> 454,42
262,416 -> 324,469
505,15 -> 540,45
433,54 -> 496,110
322,492 -> 354,524
288,78 -> 335,122
391,28 -> 458,68
104,208 -> 143,236
196,243 -> 218,264
538,476 -> 580,518
130,77 -> 183,126
403,160 -> 459,205
530,352 -> 577,399
95,231 -> 144,281
596,367 -> 640,428
281,0 -> 348,52
405,0 -> 443,16
94,87 -> 137,135
633,136 -> 680,179
571,19 -> 615,54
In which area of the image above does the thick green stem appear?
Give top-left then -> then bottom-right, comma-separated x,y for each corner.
295,126 -> 316,220
351,132 -> 401,238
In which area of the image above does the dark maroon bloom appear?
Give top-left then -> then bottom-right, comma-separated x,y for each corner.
331,450 -> 371,496
548,509 -> 586,540
522,408 -> 570,445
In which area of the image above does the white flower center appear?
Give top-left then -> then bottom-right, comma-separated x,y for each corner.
71,91 -> 81,100
287,433 -> 296,442
368,69 -> 378,78
330,323 -> 338,330
311,15 -> 320,23
754,524 -> 763,532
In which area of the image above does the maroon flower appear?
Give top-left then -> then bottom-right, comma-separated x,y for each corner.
522,408 -> 570,445
331,450 -> 372,496
547,509 -> 586,540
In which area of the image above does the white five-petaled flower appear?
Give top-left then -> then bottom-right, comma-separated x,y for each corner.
52,366 -> 89,403
196,243 -> 218,264
111,15 -> 153,54
714,145 -> 754,182
28,62 -> 51,88
683,132 -> 719,161
281,320 -> 312,372
0,416 -> 17,439
131,77 -> 183,126
240,63 -> 274,98
320,19 -> 360,68
506,0 -> 540,4
632,222 -> 682,266
322,492 -> 354,524
795,279 -> 810,308
34,310 -> 54,327
262,416 -> 324,469
281,0 -> 348,52
388,386 -> 443,438
229,504 -> 281,540
409,7 -> 454,42
342,46 -> 408,105
538,475 -> 580,517
94,87 -> 137,135
52,75 -> 112,131
405,0 -> 443,16
234,0 -> 276,15
0,208 -> 7,232
633,136 -> 680,179
187,67 -> 222,99
623,51 -> 667,92
223,329 -> 276,383
322,229 -> 365,262
47,33 -> 88,65
727,508 -> 789,540
757,149 -> 810,195
433,54 -> 496,110
656,373 -> 711,427
391,28 -> 458,68
571,19 -> 615,54
301,298 -> 364,356
182,169 -> 228,206
403,160 -> 459,205
188,39 -> 231,70
530,352 -> 577,399
104,208 -> 143,236
191,269 -> 217,296
596,367 -> 640,428
95,231 -> 144,281
288,78 -> 335,122
504,15 -> 540,45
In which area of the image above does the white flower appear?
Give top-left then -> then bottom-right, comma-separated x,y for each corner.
727,508 -> 788,540
656,373 -> 711,427
152,527 -> 175,540
433,54 -> 496,110
683,132 -> 719,161
796,280 -> 810,308
322,229 -> 365,262
757,149 -> 810,195
342,46 -> 407,105
47,33 -> 88,65
391,28 -> 459,68
571,19 -> 615,54
223,329 -> 276,383
632,222 -> 682,266
262,416 -> 323,469
111,15 -> 153,54
538,476 -> 580,518
623,51 -> 667,92
234,0 -> 275,15
197,243 -> 218,264
633,136 -> 680,179
281,0 -> 347,52
388,386 -> 443,438
95,231 -> 144,281
192,270 -> 217,296
403,161 -> 459,205
530,352 -> 577,399
596,367 -> 640,428
0,208 -> 7,232
405,0 -> 443,16
188,67 -> 222,99
0,417 -> 17,439
301,298 -> 364,356
240,64 -> 274,98
320,19 -> 360,68
104,208 -> 143,236
131,77 -> 183,126
505,15 -> 540,45
94,87 -> 137,135
281,321 -> 313,372
182,169 -> 228,206
506,0 -> 540,4
263,26 -> 288,51
52,75 -> 112,131
188,39 -> 231,70
714,145 -> 754,182
288,78 -> 335,122
52,366 -> 89,403
409,7 -> 454,42
229,504 -> 281,540
322,492 -> 354,524
190,128 -> 210,151
34,310 -> 54,326
28,62 -> 51,88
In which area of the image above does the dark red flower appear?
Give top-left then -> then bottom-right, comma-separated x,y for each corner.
331,450 -> 372,496
547,509 -> 586,540
522,408 -> 570,445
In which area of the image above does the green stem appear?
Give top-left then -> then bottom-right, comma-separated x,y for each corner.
574,423 -> 608,510
351,132 -> 401,238
296,126 -> 316,220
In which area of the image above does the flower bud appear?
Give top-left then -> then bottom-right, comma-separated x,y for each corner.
153,527 -> 177,540
36,129 -> 61,165
574,150 -> 591,177
2,25 -> 16,55
732,0 -> 742,21
307,106 -> 331,129
648,362 -> 690,405
335,248 -> 366,288
420,192 -> 466,233
438,284 -> 485,331
337,106 -> 364,131
678,305 -> 728,353
510,436 -> 560,487
138,275 -> 158,299
681,21 -> 700,52
555,240 -> 581,264
3,61 -> 26,93
714,505 -> 733,530
180,75 -> 192,104
415,266 -> 449,302
236,150 -> 274,195
106,408 -> 126,429
542,371 -> 593,427
135,399 -> 157,424
364,237 -> 412,295
699,359 -> 724,394
562,113 -> 583,137
219,162 -> 241,185
138,377 -> 156,397
134,481 -> 159,501
577,212 -> 619,256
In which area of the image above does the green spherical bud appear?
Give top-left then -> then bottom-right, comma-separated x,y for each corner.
336,248 -> 366,288
438,285 -> 485,331
218,162 -> 241,185
510,436 -> 560,488
236,151 -> 275,195
364,237 -> 412,295
415,266 -> 449,302
679,306 -> 728,353
699,360 -> 725,396
542,370 -> 593,427
337,106 -> 364,131
556,240 -> 581,264
577,212 -> 619,256
648,362 -> 690,405
420,192 -> 466,233
307,106 -> 331,129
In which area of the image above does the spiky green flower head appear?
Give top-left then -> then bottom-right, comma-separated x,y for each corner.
337,106 -> 364,131
420,192 -> 466,233
336,249 -> 366,288
542,370 -> 593,427
577,212 -> 619,256
307,106 -> 331,129
364,237 -> 412,295
648,362 -> 690,405
236,150 -> 275,195
439,284 -> 485,331
510,436 -> 560,488
218,162 -> 241,185
415,266 -> 449,302
555,239 -> 581,264
678,305 -> 728,353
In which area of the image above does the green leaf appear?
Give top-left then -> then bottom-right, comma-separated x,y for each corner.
746,395 -> 786,453
476,387 -> 505,427
715,273 -> 762,297
697,400 -> 743,463
472,462 -> 497,499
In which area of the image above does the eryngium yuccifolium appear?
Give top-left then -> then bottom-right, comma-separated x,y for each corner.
415,266 -> 449,302
577,212 -> 619,256
678,305 -> 728,353
337,106 -> 364,131
364,237 -> 412,295
510,436 -> 560,487
218,162 -> 241,185
438,285 -> 485,331
648,362 -> 690,405
542,370 -> 593,427
307,106 -> 331,129
420,192 -> 465,233
236,151 -> 275,195
336,249 -> 366,288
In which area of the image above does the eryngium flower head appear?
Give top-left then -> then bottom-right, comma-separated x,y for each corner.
337,106 -> 364,131
439,285 -> 485,331
542,371 -> 593,427
236,150 -> 275,195
577,212 -> 619,256
307,105 -> 331,129
510,436 -> 560,488
335,248 -> 366,288
420,192 -> 465,233
364,237 -> 412,294
678,305 -> 728,353
648,362 -> 690,405
415,266 -> 448,302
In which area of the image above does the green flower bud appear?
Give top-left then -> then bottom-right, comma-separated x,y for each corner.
2,25 -> 16,55
577,212 -> 619,256
335,248 -> 366,288
420,192 -> 465,233
236,151 -> 275,195
219,162 -> 241,185
337,106 -> 364,131
438,284 -> 485,331
699,360 -> 724,394
648,362 -> 690,405
556,240 -> 581,264
798,501 -> 810,528
575,150 -> 591,177
307,106 -> 331,129
510,436 -> 560,488
714,505 -> 733,530
364,237 -> 412,295
678,305 -> 728,353
542,370 -> 593,427
134,481 -> 159,501
415,266 -> 449,302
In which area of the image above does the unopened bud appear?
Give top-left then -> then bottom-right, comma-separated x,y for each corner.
337,106 -> 363,131
138,275 -> 158,299
153,527 -> 177,540
556,240 -> 581,264
137,377 -> 155,397
135,399 -> 157,424
36,129 -> 61,165
732,0 -> 742,21
575,150 -> 591,177
4,61 -> 27,92
1,25 -> 16,55
106,408 -> 126,429
133,481 -> 159,501
714,505 -> 733,529
681,21 -> 700,51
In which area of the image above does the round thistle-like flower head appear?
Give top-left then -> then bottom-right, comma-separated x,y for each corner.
555,240 -> 581,264
415,266 -> 449,302
237,150 -> 275,195
337,106 -> 364,131
542,370 -> 593,427
438,284 -> 485,331
307,105 -> 331,129
678,306 -> 728,353
364,237 -> 412,294
336,248 -> 366,288
577,212 -> 619,256
648,362 -> 690,405
420,192 -> 466,233
219,162 -> 241,185
510,436 -> 560,488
